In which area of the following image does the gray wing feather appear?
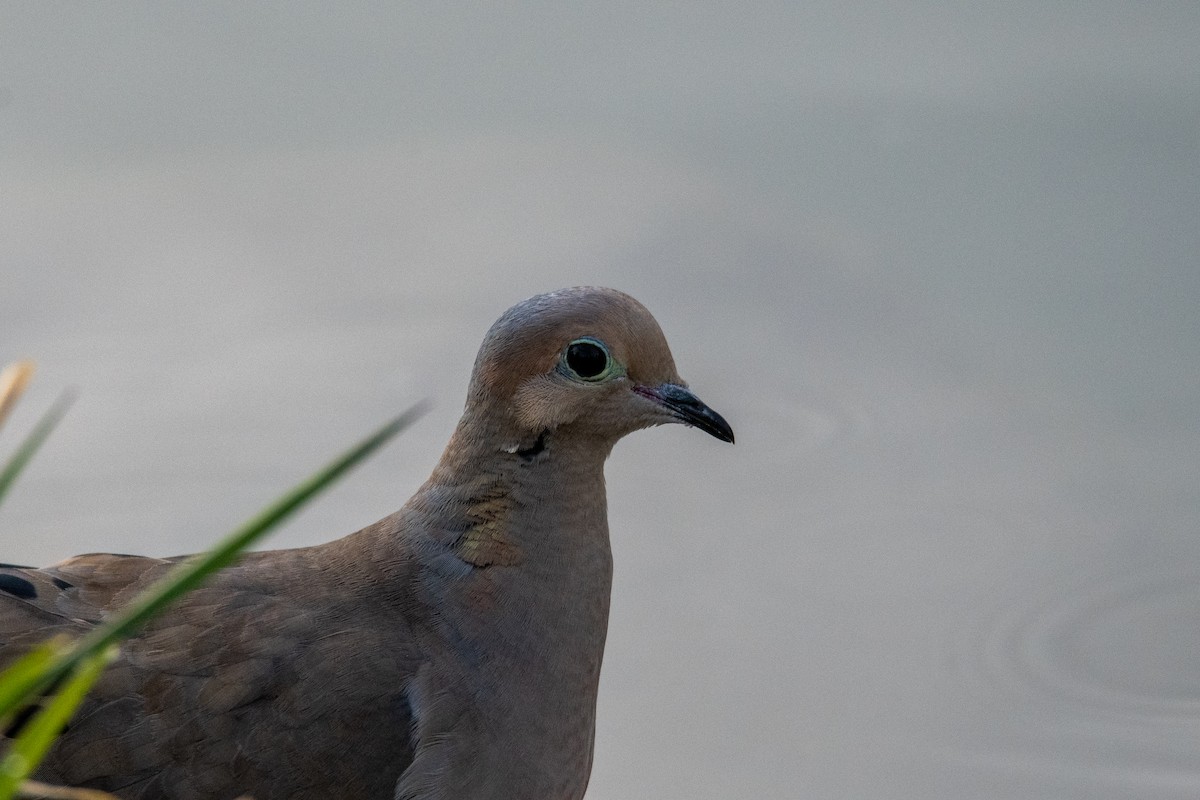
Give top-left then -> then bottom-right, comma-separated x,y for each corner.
0,542 -> 421,800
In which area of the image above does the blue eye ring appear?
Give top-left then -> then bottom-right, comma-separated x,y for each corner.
562,337 -> 616,382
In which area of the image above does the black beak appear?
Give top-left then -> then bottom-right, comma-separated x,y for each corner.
637,384 -> 735,443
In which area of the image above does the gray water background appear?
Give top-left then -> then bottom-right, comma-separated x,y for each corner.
2,5 -> 1199,798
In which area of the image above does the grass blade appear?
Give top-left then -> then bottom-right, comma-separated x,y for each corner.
0,402 -> 427,723
0,363 -> 36,432
16,780 -> 119,799
71,402 -> 428,655
0,647 -> 116,800
0,643 -> 62,733
0,391 -> 76,509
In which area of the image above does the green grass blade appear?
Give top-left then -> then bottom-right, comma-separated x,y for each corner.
0,643 -> 63,732
72,402 -> 427,654
0,391 -> 76,509
0,647 -> 116,800
0,403 -> 427,721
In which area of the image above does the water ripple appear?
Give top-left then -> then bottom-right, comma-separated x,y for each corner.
757,393 -> 873,455
978,572 -> 1200,722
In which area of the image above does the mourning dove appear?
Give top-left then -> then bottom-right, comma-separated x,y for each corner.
0,286 -> 733,800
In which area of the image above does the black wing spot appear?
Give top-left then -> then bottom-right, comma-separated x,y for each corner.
2,702 -> 70,739
51,577 -> 73,590
0,573 -> 37,599
3,704 -> 40,739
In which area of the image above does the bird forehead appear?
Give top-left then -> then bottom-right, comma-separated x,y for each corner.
474,288 -> 679,390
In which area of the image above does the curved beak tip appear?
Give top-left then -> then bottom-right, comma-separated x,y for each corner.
703,412 -> 735,444
640,384 -> 735,444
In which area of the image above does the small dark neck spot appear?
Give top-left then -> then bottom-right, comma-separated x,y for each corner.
516,430 -> 548,461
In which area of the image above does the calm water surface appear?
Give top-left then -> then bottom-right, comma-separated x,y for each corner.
2,6 -> 1198,798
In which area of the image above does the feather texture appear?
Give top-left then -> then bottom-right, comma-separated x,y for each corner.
0,287 -> 732,799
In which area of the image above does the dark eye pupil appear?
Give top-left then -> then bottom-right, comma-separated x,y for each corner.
567,342 -> 608,378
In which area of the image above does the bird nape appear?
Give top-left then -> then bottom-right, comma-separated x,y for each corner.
0,286 -> 733,800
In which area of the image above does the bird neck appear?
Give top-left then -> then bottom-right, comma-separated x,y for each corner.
334,408 -> 615,791
422,408 -> 614,568
418,412 -> 615,746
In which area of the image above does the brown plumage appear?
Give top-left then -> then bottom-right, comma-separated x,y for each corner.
0,287 -> 733,800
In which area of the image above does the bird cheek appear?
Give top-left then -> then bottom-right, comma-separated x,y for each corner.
512,375 -> 579,432
613,392 -> 668,434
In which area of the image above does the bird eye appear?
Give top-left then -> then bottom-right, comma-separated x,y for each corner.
564,338 -> 613,381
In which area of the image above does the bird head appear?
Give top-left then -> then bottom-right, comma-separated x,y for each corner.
466,287 -> 734,449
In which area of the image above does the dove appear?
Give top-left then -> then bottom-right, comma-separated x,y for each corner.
0,286 -> 733,800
